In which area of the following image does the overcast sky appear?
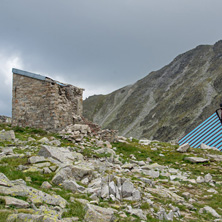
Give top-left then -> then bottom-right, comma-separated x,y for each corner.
0,0 -> 222,116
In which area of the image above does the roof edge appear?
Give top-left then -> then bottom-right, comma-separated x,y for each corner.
12,68 -> 47,81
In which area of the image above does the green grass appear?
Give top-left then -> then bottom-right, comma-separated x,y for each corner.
62,201 -> 85,220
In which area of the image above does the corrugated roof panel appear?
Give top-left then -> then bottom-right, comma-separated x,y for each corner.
179,111 -> 222,150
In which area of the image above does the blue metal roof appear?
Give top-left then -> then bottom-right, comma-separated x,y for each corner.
179,111 -> 222,150
12,68 -> 66,86
12,68 -> 46,81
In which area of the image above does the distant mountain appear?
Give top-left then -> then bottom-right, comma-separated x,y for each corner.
83,40 -> 222,142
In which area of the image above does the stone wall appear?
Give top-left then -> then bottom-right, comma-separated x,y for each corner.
12,73 -> 84,132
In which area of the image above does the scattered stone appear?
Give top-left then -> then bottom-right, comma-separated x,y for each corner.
200,206 -> 221,218
200,143 -> 218,151
0,130 -> 15,141
41,181 -> 52,189
38,137 -> 50,144
177,143 -> 189,153
204,173 -> 212,183
196,176 -> 205,183
1,196 -> 29,208
84,203 -> 116,222
139,139 -> 151,145
122,180 -> 134,198
28,156 -> 46,164
184,157 -> 209,163
207,154 -> 222,162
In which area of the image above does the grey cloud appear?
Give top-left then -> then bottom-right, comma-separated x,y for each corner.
0,0 -> 222,116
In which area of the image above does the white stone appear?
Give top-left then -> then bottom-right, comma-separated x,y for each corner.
177,143 -> 189,153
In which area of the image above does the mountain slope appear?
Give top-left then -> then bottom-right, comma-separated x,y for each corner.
83,40 -> 222,141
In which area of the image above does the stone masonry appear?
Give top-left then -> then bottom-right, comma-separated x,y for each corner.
12,68 -> 84,132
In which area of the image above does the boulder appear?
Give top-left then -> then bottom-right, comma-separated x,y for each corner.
207,154 -> 222,162
84,203 -> 116,222
7,213 -> 44,222
204,173 -> 212,183
1,196 -> 29,208
28,156 -> 47,164
52,164 -> 93,185
41,181 -> 52,189
139,139 -> 151,145
200,143 -> 218,151
38,137 -> 50,144
127,206 -> 146,220
0,130 -> 15,141
0,173 -> 13,187
39,145 -> 83,164
122,180 -> 134,198
200,206 -> 221,218
184,157 -> 209,163
62,180 -> 85,193
177,143 -> 189,153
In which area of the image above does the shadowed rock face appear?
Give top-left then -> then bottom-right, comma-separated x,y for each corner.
83,40 -> 222,141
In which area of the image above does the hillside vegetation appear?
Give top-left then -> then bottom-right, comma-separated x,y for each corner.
0,124 -> 222,221
83,40 -> 222,141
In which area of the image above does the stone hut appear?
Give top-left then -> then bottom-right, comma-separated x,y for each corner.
12,68 -> 84,132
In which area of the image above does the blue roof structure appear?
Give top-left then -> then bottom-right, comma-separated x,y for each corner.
12,68 -> 66,86
178,110 -> 222,150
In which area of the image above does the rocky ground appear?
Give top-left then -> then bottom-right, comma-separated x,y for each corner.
0,124 -> 222,221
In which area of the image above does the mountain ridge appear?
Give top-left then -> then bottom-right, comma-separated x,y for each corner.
83,40 -> 222,141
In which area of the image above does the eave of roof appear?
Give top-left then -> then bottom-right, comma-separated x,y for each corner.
12,68 -> 66,86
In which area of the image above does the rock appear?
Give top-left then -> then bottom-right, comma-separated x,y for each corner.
1,196 -> 29,208
43,167 -> 52,174
62,180 -> 78,193
28,156 -> 47,164
0,183 -> 67,208
122,180 -> 134,198
200,143 -> 218,151
0,130 -> 15,141
28,137 -> 36,142
177,143 -> 189,153
49,140 -> 61,146
7,213 -> 44,222
33,162 -> 50,168
109,181 -> 116,196
204,173 -> 212,183
122,163 -> 134,170
95,148 -> 116,157
207,188 -> 218,194
196,176 -> 205,183
62,180 -> 85,193
207,154 -> 222,162
139,139 -> 151,145
1,147 -> 14,155
41,181 -> 52,189
49,166 -> 57,172
38,137 -> 50,144
71,164 -> 93,181
200,206 -> 221,218
141,163 -> 165,170
127,206 -> 146,220
146,169 -> 159,178
39,145 -> 83,164
138,161 -> 145,166
101,183 -> 109,199
182,192 -> 190,200
52,164 -> 93,185
132,189 -> 141,201
184,157 -> 209,163
0,173 -> 13,187
52,166 -> 73,185
84,203 -> 116,222
104,141 -> 112,149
